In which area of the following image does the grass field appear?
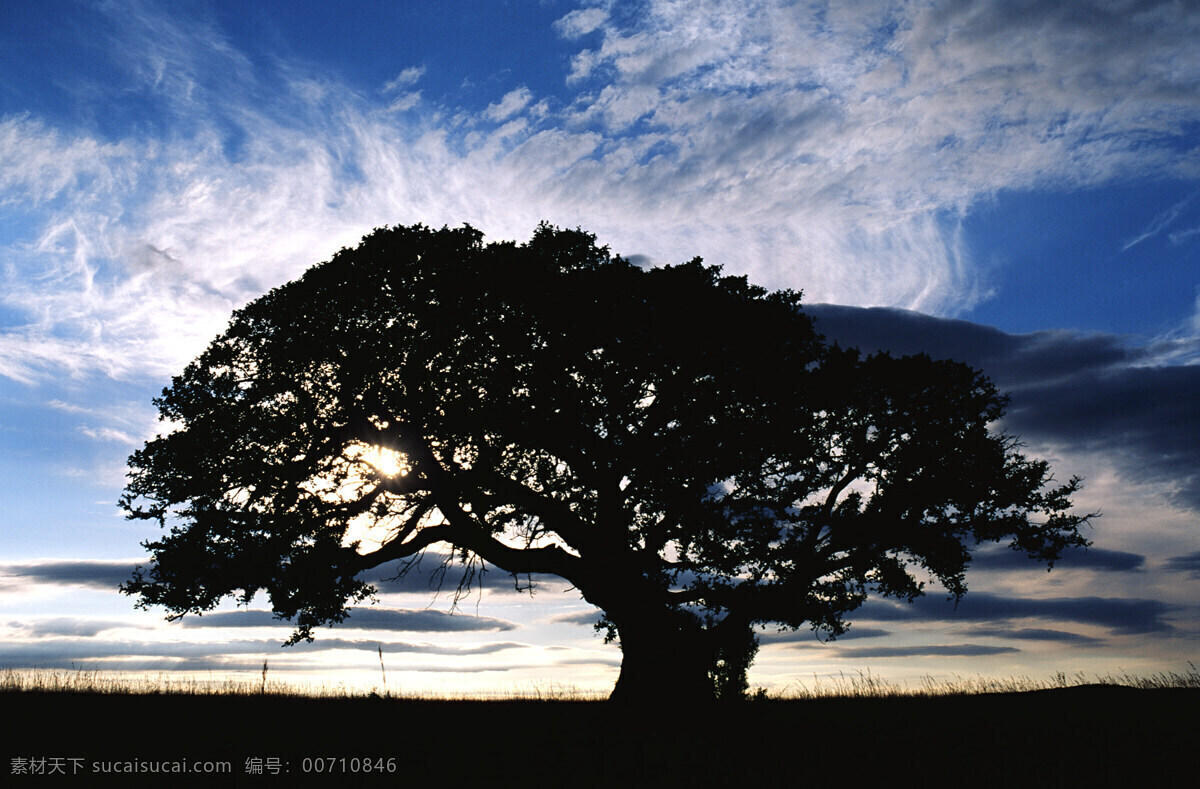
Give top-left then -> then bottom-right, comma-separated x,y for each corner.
4,664 -> 1196,787
4,661 -> 1198,699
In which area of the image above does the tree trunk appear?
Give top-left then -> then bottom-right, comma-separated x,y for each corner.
607,608 -> 715,704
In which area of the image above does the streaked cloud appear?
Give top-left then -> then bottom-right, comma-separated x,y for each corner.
964,627 -> 1104,645
0,559 -> 140,591
760,627 -> 892,644
1,555 -> 572,615
807,644 -> 1021,659
548,610 -> 604,627
1163,551 -> 1200,579
1168,223 -> 1200,246
970,545 -> 1146,574
0,636 -> 531,670
7,617 -> 142,638
179,607 -> 517,633
860,592 -> 1177,635
1121,194 -> 1194,251
78,426 -> 141,446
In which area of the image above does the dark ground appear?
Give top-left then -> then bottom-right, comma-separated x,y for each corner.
3,687 -> 1193,787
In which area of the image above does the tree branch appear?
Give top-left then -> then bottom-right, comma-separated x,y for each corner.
458,466 -> 594,552
348,522 -> 585,583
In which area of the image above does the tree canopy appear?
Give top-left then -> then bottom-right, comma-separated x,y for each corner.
121,223 -> 1092,701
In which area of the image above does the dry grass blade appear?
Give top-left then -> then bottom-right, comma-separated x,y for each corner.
2,663 -> 1197,700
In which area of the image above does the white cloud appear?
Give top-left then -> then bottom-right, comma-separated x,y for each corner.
383,66 -> 425,93
386,91 -> 422,113
79,426 -> 141,446
1122,194 -> 1193,251
2,1 -> 1200,385
553,7 -> 609,39
0,117 -> 137,206
1169,223 -> 1200,246
484,87 -> 534,122
565,49 -> 600,83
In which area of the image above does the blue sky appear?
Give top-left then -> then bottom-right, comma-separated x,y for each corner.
1,0 -> 1198,695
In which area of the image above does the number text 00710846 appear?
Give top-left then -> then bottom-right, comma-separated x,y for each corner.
301,757 -> 398,774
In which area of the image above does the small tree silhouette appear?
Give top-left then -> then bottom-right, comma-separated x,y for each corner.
121,223 -> 1092,702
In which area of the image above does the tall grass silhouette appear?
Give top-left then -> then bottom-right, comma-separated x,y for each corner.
4,663 -> 1197,700
774,662 -> 1200,699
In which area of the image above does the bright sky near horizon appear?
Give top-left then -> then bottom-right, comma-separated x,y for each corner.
1,0 -> 1199,695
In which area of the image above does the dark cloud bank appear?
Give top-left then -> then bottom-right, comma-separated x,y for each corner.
1,560 -> 140,591
1,558 -> 563,598
178,607 -> 516,633
861,590 -> 1176,635
806,304 -> 1200,512
0,636 -> 532,671
970,544 -> 1145,573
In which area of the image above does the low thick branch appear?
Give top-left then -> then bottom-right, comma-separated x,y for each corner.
348,522 -> 586,584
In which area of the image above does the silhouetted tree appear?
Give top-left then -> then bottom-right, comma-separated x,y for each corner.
121,223 -> 1092,702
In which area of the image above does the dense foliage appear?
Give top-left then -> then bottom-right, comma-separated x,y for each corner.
122,223 -> 1091,701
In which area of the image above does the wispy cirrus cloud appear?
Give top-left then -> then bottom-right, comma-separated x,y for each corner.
1169,224 -> 1200,245
78,426 -> 141,446
553,7 -> 609,40
383,66 -> 425,93
4,1 -> 1200,385
1122,194 -> 1195,251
